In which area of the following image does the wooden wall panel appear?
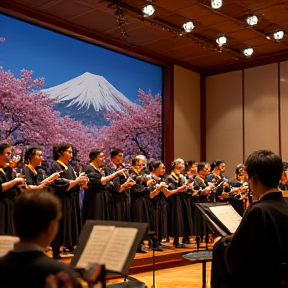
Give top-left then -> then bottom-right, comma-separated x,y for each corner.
244,64 -> 279,158
174,65 -> 200,162
206,71 -> 243,179
280,61 -> 288,161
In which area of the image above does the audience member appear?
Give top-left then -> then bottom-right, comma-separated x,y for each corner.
211,149 -> 288,288
0,191 -> 82,288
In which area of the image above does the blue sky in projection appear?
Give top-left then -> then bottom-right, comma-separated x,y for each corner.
0,14 -> 163,102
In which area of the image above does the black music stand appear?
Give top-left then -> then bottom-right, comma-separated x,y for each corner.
71,220 -> 148,284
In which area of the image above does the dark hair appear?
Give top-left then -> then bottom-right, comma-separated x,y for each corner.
25,147 -> 42,162
52,143 -> 73,160
211,159 -> 225,171
89,149 -> 102,162
148,159 -> 163,172
197,162 -> 207,172
245,150 -> 283,188
13,191 -> 62,240
235,164 -> 244,175
185,160 -> 196,170
0,142 -> 11,154
283,161 -> 288,171
110,148 -> 123,159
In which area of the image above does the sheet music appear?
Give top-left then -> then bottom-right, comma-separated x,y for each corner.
100,227 -> 138,272
209,205 -> 242,233
0,236 -> 20,257
75,225 -> 115,269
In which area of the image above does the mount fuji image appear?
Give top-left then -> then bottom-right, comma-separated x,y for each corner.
41,72 -> 135,126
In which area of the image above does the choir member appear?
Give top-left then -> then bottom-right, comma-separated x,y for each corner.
206,160 -> 231,202
107,148 -> 135,221
165,158 -> 193,248
23,147 -> 60,190
49,143 -> 88,259
279,161 -> 288,191
0,142 -> 26,235
82,148 -> 126,222
192,162 -> 214,241
129,155 -> 153,252
148,160 -> 169,250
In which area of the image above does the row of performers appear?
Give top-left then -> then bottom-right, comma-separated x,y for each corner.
0,142 -> 254,258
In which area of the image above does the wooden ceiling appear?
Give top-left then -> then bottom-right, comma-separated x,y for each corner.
1,0 -> 288,75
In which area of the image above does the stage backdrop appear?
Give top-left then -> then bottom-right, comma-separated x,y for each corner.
0,14 -> 163,166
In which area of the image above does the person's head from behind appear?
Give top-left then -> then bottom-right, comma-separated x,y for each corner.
14,191 -> 62,247
245,150 -> 283,197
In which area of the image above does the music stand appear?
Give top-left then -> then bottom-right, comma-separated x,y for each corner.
71,220 -> 148,281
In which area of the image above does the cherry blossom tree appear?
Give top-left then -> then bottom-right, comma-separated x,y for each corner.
99,88 -> 162,161
0,68 -> 99,165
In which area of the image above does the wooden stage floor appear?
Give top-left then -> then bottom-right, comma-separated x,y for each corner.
56,238 -> 213,288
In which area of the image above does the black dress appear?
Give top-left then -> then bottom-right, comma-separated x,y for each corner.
149,177 -> 168,241
0,166 -> 19,235
129,169 -> 153,230
82,164 -> 109,222
166,173 -> 193,242
106,166 -> 130,221
49,161 -> 81,249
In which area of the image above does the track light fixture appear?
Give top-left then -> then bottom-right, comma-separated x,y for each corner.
246,15 -> 258,26
274,30 -> 284,40
211,0 -> 223,9
143,4 -> 155,17
243,47 -> 254,57
216,35 -> 227,46
182,21 -> 194,33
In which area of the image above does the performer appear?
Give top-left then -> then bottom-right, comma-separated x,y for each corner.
279,161 -> 288,191
148,160 -> 169,250
83,149 -> 126,222
165,158 -> 193,248
206,160 -> 231,202
49,143 -> 88,259
211,150 -> 288,288
0,143 -> 25,235
128,155 -> 153,253
107,148 -> 135,221
192,162 -> 215,242
23,147 -> 60,190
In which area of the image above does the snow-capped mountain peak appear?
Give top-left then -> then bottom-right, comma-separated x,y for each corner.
42,72 -> 133,112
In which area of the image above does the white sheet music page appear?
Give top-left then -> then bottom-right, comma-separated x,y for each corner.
0,236 -> 20,257
100,227 -> 138,273
209,205 -> 242,233
75,225 -> 115,269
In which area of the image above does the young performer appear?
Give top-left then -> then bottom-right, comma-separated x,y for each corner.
0,142 -> 25,235
49,143 -> 88,259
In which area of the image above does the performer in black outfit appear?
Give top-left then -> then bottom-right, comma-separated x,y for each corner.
165,158 -> 193,248
49,143 -> 88,259
0,142 -> 25,235
83,148 -> 126,222
23,147 -> 60,190
148,160 -> 169,250
211,149 -> 288,288
106,148 -> 135,221
129,155 -> 153,252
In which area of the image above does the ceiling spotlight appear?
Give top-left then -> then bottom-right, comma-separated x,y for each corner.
211,0 -> 223,9
274,30 -> 284,40
216,35 -> 227,46
246,15 -> 258,26
143,4 -> 155,17
182,21 -> 194,33
243,47 -> 254,57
